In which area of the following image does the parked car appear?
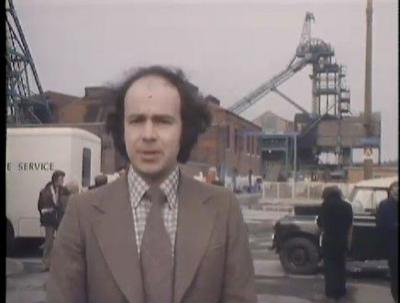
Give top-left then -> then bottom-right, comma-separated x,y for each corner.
271,176 -> 398,275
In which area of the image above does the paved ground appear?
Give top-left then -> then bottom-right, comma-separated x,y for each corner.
6,202 -> 394,303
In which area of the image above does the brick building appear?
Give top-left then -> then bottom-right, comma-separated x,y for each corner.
189,96 -> 262,184
45,88 -> 121,174
46,88 -> 263,186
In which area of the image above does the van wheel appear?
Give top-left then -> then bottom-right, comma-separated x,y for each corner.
279,237 -> 319,275
7,221 -> 15,256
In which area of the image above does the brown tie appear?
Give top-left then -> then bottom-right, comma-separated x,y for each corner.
140,186 -> 173,303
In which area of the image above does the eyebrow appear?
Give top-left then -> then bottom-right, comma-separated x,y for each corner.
126,113 -> 176,121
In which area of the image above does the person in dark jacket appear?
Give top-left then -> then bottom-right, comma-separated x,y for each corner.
376,181 -> 398,302
317,186 -> 353,302
37,170 -> 65,271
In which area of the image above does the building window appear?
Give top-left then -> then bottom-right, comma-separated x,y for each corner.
239,132 -> 243,152
226,125 -> 230,149
246,135 -> 250,153
82,148 -> 91,187
234,128 -> 239,153
251,136 -> 255,155
256,137 -> 260,155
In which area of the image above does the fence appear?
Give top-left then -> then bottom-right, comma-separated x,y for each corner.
261,181 -> 354,202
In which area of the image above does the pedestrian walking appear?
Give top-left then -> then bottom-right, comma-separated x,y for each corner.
47,66 -> 257,303
317,186 -> 353,302
376,181 -> 398,302
37,170 -> 65,271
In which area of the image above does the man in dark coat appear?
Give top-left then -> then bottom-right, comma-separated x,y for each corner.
376,181 -> 398,302
317,186 -> 353,301
37,170 -> 65,271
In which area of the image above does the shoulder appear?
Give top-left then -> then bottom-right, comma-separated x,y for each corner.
39,184 -> 52,197
69,177 -> 126,212
343,199 -> 352,209
180,174 -> 238,212
182,174 -> 234,198
377,198 -> 390,210
378,198 -> 396,212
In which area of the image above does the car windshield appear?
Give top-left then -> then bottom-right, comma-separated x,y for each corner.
349,187 -> 388,214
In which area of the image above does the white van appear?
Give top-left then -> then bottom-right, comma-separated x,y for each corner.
6,127 -> 101,251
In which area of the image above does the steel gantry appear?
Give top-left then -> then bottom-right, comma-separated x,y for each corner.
6,0 -> 52,124
228,11 -> 361,181
228,11 -> 351,120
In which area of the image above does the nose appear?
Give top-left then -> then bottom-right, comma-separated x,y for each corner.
142,120 -> 156,141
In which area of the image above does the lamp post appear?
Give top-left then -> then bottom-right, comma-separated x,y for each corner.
292,133 -> 298,198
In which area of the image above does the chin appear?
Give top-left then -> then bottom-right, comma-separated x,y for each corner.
135,162 -> 164,176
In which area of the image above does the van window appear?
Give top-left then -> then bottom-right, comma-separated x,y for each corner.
82,148 -> 91,187
350,188 -> 388,214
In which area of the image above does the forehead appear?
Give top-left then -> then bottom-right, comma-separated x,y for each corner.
124,75 -> 180,108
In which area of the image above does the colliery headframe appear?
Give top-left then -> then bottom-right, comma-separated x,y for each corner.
229,11 -> 381,181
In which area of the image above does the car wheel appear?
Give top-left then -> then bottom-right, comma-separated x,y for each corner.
7,220 -> 15,257
279,237 -> 319,275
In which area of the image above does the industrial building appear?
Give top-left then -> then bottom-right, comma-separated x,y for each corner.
227,11 -> 382,182
19,89 -> 262,185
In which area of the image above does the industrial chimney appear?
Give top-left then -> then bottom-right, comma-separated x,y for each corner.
363,0 -> 373,179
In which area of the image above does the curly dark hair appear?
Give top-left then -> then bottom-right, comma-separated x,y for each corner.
107,65 -> 211,163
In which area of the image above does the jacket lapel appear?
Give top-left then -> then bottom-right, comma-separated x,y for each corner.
174,174 -> 217,303
91,175 -> 144,303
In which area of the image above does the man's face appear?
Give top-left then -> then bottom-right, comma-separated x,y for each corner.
124,75 -> 182,183
56,176 -> 64,188
390,183 -> 398,200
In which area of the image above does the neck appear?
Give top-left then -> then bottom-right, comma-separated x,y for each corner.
132,165 -> 178,186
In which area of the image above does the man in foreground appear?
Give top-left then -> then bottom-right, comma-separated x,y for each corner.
47,66 -> 257,303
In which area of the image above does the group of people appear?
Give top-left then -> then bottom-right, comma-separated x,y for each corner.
317,181 -> 398,303
35,65 -> 397,303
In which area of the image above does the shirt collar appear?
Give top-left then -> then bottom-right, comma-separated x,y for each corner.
128,165 -> 180,209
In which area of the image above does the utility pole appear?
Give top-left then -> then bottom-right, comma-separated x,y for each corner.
292,133 -> 297,199
363,0 -> 373,179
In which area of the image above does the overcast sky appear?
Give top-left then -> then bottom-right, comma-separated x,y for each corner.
13,0 -> 398,161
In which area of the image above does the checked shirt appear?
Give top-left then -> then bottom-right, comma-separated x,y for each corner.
127,165 -> 179,256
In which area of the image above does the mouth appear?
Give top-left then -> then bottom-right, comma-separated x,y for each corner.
138,150 -> 162,161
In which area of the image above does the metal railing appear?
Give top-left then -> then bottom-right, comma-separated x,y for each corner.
261,181 -> 354,203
